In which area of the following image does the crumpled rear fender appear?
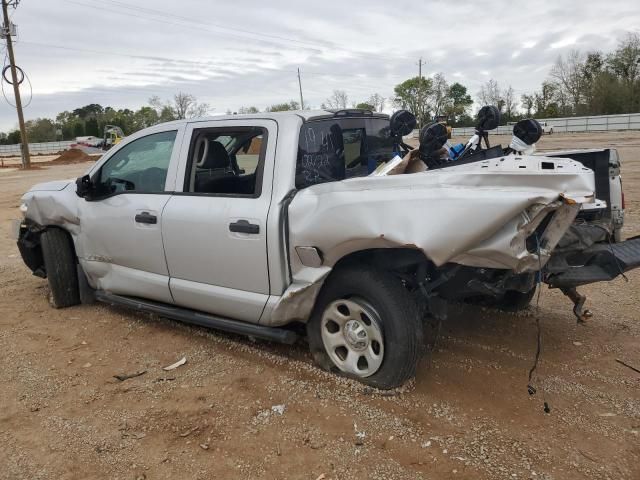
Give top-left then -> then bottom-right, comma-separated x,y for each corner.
266,156 -> 594,325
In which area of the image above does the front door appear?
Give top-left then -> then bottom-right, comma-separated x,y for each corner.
76,128 -> 183,303
161,120 -> 276,322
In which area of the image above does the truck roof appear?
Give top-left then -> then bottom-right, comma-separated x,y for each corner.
159,109 -> 390,127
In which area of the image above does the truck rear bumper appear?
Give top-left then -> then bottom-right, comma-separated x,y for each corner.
545,236 -> 640,288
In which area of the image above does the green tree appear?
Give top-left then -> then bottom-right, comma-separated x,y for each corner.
238,106 -> 259,114
393,76 -> 433,127
85,117 -> 99,137
355,102 -> 375,110
133,106 -> 160,130
72,122 -> 85,138
266,101 -> 300,112
445,82 -> 473,123
520,94 -> 534,117
25,118 -> 57,142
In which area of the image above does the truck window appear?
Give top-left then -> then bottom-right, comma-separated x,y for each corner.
184,127 -> 267,197
97,130 -> 177,194
296,117 -> 394,189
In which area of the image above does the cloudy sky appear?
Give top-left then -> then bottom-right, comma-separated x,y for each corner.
1,0 -> 639,131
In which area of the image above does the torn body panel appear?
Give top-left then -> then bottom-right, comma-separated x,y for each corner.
265,156 -> 594,325
287,156 -> 593,271
20,182 -> 80,233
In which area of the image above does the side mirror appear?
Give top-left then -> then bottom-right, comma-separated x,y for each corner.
513,119 -> 542,145
476,105 -> 501,131
75,175 -> 93,198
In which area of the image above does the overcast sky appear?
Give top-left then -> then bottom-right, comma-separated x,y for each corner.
1,0 -> 639,131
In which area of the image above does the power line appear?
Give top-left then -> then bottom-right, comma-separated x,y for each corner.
93,0 -> 335,51
18,41 -> 412,84
62,0 -> 326,53
61,0 -> 415,64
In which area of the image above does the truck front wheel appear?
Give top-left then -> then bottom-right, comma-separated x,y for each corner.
41,228 -> 80,308
307,266 -> 423,390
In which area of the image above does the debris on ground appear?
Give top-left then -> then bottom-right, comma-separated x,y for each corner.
163,356 -> 187,371
113,370 -> 147,382
179,427 -> 198,438
615,358 -> 640,374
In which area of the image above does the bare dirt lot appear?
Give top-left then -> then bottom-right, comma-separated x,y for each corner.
1,132 -> 639,480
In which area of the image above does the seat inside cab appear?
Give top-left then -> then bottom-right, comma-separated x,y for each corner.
187,129 -> 265,196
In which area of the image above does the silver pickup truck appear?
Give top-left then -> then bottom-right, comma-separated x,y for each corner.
16,109 -> 640,389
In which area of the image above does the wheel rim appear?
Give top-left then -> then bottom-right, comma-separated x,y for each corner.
320,298 -> 384,377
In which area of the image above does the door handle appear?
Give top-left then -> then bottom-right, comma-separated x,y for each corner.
135,212 -> 157,224
229,219 -> 259,234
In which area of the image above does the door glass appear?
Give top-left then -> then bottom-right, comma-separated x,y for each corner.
185,127 -> 266,196
235,135 -> 262,175
98,130 -> 177,194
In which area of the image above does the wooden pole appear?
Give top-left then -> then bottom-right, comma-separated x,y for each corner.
2,0 -> 30,168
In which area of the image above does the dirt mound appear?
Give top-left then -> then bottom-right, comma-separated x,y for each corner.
50,148 -> 93,164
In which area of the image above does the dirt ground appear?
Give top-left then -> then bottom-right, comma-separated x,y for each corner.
0,132 -> 638,480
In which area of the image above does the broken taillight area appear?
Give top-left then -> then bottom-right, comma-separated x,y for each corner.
525,212 -> 555,253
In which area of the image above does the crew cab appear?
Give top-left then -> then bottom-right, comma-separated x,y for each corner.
16,110 -> 640,389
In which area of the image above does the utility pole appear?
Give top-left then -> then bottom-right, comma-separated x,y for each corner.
297,67 -> 304,110
417,57 -> 425,128
1,0 -> 30,168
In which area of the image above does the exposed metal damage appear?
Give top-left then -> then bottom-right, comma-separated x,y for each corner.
269,155 -> 596,323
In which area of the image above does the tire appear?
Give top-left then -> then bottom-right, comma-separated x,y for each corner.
307,265 -> 423,390
549,128 -> 553,135
494,287 -> 537,311
41,228 -> 80,308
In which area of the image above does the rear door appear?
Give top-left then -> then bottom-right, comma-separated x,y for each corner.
161,119 -> 277,322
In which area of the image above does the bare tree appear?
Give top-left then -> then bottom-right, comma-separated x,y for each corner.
477,79 -> 503,110
550,50 -> 585,112
503,85 -> 517,121
431,73 -> 451,117
367,93 -> 386,112
173,92 -> 210,119
150,93 -> 210,120
323,90 -> 349,109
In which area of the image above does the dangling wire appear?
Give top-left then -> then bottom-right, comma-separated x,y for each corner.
0,50 -> 32,108
527,233 -> 551,413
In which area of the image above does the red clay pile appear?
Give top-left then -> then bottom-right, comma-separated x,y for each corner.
50,148 -> 93,165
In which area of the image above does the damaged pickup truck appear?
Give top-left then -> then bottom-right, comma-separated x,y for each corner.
16,108 -> 640,389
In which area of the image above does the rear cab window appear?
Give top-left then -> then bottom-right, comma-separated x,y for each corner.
295,115 -> 394,189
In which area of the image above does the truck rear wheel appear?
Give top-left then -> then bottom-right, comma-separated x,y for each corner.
41,228 -> 80,308
307,266 -> 423,390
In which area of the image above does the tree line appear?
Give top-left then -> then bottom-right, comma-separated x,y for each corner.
0,93 -> 210,145
1,33 -> 637,144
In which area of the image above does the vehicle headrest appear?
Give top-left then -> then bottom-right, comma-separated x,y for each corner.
201,141 -> 231,170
